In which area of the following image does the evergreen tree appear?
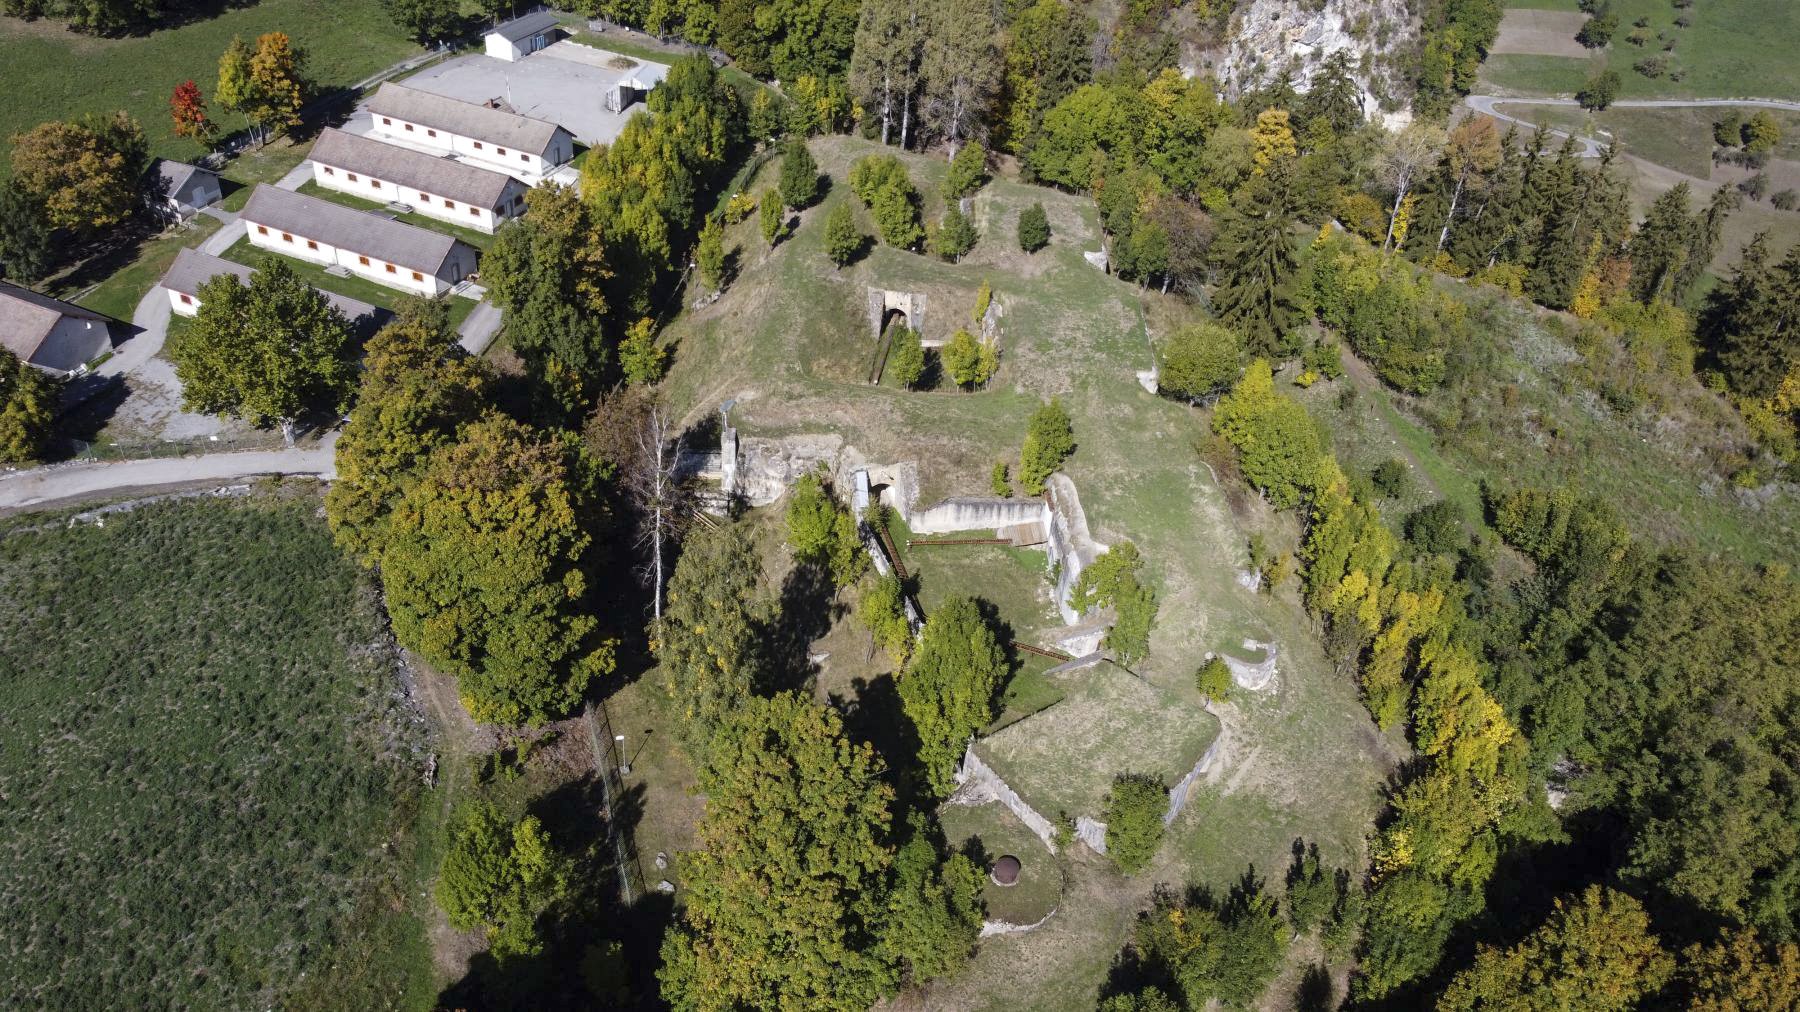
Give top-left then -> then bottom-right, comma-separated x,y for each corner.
1209,160 -> 1304,359
1704,235 -> 1800,397
930,203 -> 978,260
1675,183 -> 1739,302
0,180 -> 53,284
886,325 -> 926,387
1017,202 -> 1051,252
1628,181 -> 1695,304
945,140 -> 988,198
1104,773 -> 1168,873
777,137 -> 822,210
898,595 -> 1005,796
824,202 -> 865,268
1298,51 -> 1363,139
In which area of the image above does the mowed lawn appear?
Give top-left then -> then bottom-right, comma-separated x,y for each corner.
0,495 -> 434,1010
0,0 -> 418,176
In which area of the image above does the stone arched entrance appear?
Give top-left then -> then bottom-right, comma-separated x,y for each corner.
867,288 -> 926,340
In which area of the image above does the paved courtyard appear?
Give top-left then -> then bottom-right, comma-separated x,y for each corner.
399,40 -> 670,148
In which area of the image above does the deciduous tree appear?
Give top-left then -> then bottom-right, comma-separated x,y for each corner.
0,348 -> 58,464
1211,360 -> 1324,508
848,0 -> 926,147
1158,321 -> 1241,402
167,258 -> 354,443
1104,773 -> 1167,873
658,520 -> 771,762
659,693 -> 898,1011
436,800 -> 570,960
325,305 -> 487,566
383,0 -> 462,43
381,417 -> 615,725
8,111 -> 147,230
899,595 -> 1004,795
824,202 -> 864,267
1438,885 -> 1673,1012
169,79 -> 215,142
919,0 -> 999,160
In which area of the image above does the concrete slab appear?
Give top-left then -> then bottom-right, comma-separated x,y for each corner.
397,42 -> 671,147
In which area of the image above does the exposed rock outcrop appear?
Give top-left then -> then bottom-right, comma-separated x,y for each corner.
1208,0 -> 1416,123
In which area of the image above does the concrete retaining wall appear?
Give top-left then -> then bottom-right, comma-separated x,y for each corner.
952,747 -> 1059,852
1165,732 -> 1224,825
1045,473 -> 1107,623
906,495 -> 1049,535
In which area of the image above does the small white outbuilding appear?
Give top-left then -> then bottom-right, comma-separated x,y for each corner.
484,11 -> 561,62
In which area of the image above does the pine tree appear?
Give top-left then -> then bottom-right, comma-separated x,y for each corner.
0,181 -> 52,284
824,202 -> 864,268
848,0 -> 925,147
1209,160 -> 1304,358
1705,235 -> 1800,397
1017,202 -> 1050,252
1674,183 -> 1739,302
760,188 -> 786,246
778,138 -> 822,210
1628,182 -> 1695,304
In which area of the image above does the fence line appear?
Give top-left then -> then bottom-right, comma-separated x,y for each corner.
584,700 -> 644,905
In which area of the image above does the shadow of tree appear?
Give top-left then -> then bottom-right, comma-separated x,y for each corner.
1296,963 -> 1336,1012
754,560 -> 841,696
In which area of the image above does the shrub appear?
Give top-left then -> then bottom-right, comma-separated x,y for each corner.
1371,458 -> 1409,498
1303,340 -> 1345,380
1158,321 -> 1242,402
723,192 -> 757,224
887,326 -> 926,388
777,138 -> 821,210
990,461 -> 1013,497
1405,499 -> 1466,556
1196,657 -> 1232,703
1773,189 -> 1799,212
1019,398 -> 1075,495
945,141 -> 988,198
1104,773 -> 1168,873
1018,202 -> 1050,252
759,188 -> 786,245
931,203 -> 978,261
857,573 -> 914,665
941,328 -> 998,389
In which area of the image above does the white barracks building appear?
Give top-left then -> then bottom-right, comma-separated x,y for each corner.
365,81 -> 575,181
308,127 -> 528,233
239,185 -> 479,297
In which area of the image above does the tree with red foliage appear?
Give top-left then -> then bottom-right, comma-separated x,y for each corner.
170,80 -> 214,143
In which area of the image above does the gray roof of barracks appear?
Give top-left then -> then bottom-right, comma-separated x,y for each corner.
309,128 -> 517,208
240,185 -> 471,276
162,248 -> 387,325
367,81 -> 566,156
0,282 -> 107,365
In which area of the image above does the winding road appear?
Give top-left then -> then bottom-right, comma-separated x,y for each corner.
1466,95 -> 1800,157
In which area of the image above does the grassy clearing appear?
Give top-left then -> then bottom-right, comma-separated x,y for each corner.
295,179 -> 498,250
976,665 -> 1219,820
218,235 -> 477,330
0,492 -> 432,1010
61,214 -> 223,318
1494,102 -> 1800,179
1480,0 -> 1800,100
0,1 -> 417,177
940,801 -> 1063,925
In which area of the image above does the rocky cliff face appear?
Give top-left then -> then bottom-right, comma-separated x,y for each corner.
1204,0 -> 1418,124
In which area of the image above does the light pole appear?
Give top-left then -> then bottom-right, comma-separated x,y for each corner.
615,733 -> 629,775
